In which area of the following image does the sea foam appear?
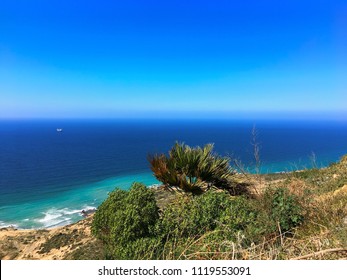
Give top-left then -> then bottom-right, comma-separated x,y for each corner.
0,221 -> 18,229
36,206 -> 95,228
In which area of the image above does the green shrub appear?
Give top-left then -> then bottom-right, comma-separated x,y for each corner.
158,191 -> 232,238
221,196 -> 258,233
263,187 -> 304,233
108,237 -> 163,260
157,193 -> 267,257
91,189 -> 128,243
92,182 -> 306,259
92,182 -> 159,259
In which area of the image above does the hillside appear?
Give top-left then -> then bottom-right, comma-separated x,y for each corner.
1,157 -> 347,260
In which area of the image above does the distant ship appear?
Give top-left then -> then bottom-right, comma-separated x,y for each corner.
56,128 -> 63,132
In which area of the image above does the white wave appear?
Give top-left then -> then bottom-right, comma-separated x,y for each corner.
37,211 -> 64,228
0,221 -> 18,229
60,208 -> 82,215
36,205 -> 96,228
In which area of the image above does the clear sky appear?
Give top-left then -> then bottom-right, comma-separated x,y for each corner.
1,0 -> 346,119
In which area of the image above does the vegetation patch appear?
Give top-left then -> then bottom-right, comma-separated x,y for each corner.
0,241 -> 19,259
148,142 -> 236,193
90,147 -> 347,260
64,240 -> 105,260
92,182 -> 159,259
39,232 -> 78,254
262,187 -> 305,233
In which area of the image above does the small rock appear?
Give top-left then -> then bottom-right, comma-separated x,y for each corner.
81,208 -> 96,217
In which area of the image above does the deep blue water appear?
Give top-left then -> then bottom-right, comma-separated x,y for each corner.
1,119 -> 347,228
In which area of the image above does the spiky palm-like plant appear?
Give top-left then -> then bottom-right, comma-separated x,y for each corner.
148,143 -> 235,193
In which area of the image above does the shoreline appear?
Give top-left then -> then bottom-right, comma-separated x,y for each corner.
0,206 -> 97,231
0,214 -> 100,260
0,184 -> 164,231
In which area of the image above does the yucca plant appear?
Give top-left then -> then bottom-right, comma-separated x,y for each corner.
148,143 -> 235,193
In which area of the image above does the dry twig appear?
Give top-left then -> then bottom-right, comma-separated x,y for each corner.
291,247 -> 347,260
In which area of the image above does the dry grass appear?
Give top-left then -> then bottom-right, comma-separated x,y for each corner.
157,157 -> 347,260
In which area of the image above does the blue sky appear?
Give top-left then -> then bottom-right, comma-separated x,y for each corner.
1,0 -> 346,119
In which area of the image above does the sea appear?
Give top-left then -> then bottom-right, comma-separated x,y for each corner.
1,119 -> 347,229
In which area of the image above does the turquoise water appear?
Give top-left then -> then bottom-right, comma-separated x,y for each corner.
0,172 -> 158,229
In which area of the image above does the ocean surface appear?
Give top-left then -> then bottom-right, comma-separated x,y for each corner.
1,119 -> 347,229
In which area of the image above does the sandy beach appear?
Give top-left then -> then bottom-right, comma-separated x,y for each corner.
0,214 -> 103,260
